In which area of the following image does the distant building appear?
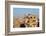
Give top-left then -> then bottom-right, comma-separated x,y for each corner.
13,14 -> 39,27
24,14 -> 38,27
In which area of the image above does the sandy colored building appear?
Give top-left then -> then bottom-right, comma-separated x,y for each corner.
13,14 -> 39,28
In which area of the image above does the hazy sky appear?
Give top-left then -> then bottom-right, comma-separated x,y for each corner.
13,8 -> 39,18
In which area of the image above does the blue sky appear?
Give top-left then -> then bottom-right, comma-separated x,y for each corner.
13,8 -> 39,18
